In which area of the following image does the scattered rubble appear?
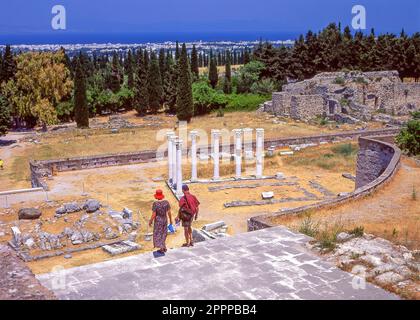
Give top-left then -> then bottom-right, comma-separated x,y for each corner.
319,232 -> 420,299
193,221 -> 229,243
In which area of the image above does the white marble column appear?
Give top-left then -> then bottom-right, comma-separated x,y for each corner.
243,128 -> 254,160
256,128 -> 264,178
190,130 -> 198,182
176,139 -> 183,196
212,130 -> 221,180
172,136 -> 178,186
233,129 -> 243,179
166,131 -> 175,184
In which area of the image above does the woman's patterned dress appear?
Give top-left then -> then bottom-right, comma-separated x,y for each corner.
152,200 -> 170,249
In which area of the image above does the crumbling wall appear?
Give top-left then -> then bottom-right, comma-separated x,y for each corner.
290,95 -> 325,120
264,70 -> 420,121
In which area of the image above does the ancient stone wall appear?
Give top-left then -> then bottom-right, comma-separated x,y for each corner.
248,135 -> 401,231
355,137 -> 397,189
290,95 -> 325,120
30,127 -> 400,191
263,70 -> 420,121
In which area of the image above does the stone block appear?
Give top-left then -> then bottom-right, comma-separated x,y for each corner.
202,221 -> 226,232
102,241 -> 141,256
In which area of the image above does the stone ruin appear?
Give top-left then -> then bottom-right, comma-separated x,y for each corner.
260,70 -> 420,123
8,199 -> 141,260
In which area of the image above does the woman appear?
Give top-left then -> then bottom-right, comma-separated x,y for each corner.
149,189 -> 172,254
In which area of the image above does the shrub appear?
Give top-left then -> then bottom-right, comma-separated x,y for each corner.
298,216 -> 319,237
192,81 -> 228,115
349,226 -> 364,237
333,77 -> 345,85
224,94 -> 270,112
412,186 -> 417,201
318,230 -> 337,251
250,78 -> 277,95
396,119 -> 420,156
216,107 -> 224,117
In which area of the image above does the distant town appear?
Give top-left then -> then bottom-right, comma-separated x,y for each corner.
0,39 -> 294,57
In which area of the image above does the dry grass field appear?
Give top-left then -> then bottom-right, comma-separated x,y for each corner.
0,111 -> 378,191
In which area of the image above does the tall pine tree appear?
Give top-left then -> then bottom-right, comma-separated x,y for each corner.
176,44 -> 193,122
74,56 -> 89,128
109,52 -> 121,93
0,95 -> 10,136
0,45 -> 16,84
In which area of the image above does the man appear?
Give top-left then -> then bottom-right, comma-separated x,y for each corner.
0,158 -> 3,170
177,184 -> 200,247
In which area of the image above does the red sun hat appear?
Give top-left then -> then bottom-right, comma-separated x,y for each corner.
154,189 -> 165,200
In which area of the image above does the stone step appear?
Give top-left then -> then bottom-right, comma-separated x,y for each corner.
37,226 -> 398,300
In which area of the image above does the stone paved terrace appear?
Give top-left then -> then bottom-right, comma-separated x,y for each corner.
37,226 -> 398,300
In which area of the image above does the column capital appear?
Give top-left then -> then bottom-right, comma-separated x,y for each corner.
190,130 -> 199,138
166,131 -> 175,138
211,129 -> 221,138
175,139 -> 183,148
232,128 -> 243,135
256,128 -> 265,135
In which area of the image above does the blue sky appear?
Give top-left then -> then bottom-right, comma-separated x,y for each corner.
0,0 -> 419,42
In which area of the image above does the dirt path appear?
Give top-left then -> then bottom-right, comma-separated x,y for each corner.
273,157 -> 420,250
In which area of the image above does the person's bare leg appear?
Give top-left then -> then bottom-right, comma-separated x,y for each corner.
183,227 -> 189,246
188,227 -> 193,246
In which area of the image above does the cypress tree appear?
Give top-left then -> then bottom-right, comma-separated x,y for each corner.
176,43 -> 193,122
158,48 -> 166,85
134,51 -> 149,115
191,45 -> 199,81
175,41 -> 180,61
209,57 -> 218,89
148,52 -> 163,114
126,50 -> 135,89
109,52 -> 121,93
164,53 -> 177,114
244,49 -> 250,64
0,45 -> 16,84
74,56 -> 89,128
223,50 -> 232,94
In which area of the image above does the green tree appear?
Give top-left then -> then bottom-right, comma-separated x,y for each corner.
190,45 -> 199,81
74,56 -> 89,128
134,51 -> 149,115
109,52 -> 121,93
126,50 -> 135,89
223,50 -> 232,94
208,57 -> 218,89
176,44 -> 194,122
163,53 -> 177,114
0,45 -> 16,84
147,52 -> 163,113
0,95 -> 11,136
2,51 -> 73,128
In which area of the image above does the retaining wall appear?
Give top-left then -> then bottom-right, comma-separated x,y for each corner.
248,135 -> 401,231
30,127 -> 400,190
